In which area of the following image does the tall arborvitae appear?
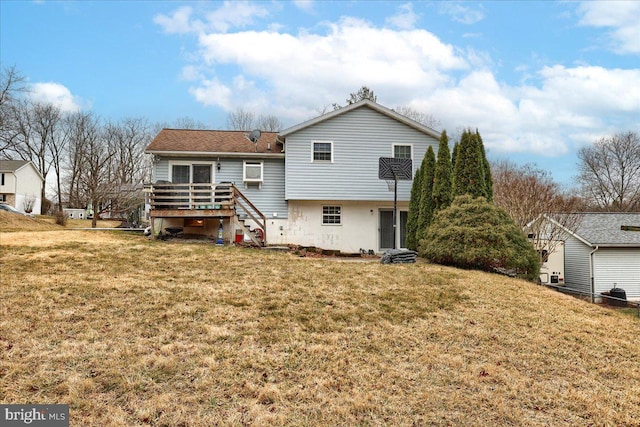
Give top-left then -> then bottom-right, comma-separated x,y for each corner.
432,130 -> 453,212
453,129 -> 487,199
405,161 -> 424,251
417,146 -> 436,239
451,141 -> 459,189
476,129 -> 493,201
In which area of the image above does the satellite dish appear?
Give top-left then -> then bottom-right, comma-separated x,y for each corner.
249,129 -> 261,143
244,129 -> 262,152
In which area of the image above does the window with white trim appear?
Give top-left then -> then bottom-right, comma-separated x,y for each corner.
312,141 -> 333,162
393,144 -> 412,159
322,205 -> 341,225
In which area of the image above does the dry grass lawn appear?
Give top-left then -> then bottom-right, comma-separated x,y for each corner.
1,221 -> 639,426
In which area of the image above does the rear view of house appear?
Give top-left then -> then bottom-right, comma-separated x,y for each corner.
145,100 -> 440,253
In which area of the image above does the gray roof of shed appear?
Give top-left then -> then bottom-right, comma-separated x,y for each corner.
0,160 -> 30,172
572,213 -> 640,247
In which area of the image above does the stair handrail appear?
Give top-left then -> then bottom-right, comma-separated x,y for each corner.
231,184 -> 267,243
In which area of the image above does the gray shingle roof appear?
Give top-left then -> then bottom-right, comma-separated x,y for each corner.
573,213 -> 640,246
0,160 -> 29,172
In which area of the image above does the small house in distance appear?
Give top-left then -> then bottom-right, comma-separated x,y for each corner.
145,100 -> 441,253
565,213 -> 640,301
0,160 -> 44,215
540,213 -> 640,302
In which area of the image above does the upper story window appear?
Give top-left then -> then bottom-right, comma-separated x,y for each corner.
243,161 -> 263,182
1,173 -> 4,186
312,141 -> 333,162
393,144 -> 412,159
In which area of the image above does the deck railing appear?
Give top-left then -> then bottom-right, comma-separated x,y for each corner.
147,183 -> 234,210
146,182 -> 267,243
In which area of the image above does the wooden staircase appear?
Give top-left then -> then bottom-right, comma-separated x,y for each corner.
231,185 -> 266,247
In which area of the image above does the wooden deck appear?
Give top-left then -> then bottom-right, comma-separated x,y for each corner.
146,182 -> 267,245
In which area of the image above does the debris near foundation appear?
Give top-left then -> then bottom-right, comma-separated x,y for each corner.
380,249 -> 418,264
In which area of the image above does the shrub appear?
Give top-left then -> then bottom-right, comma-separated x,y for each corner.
54,210 -> 68,226
419,195 -> 540,281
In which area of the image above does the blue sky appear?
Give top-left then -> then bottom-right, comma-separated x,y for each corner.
1,0 -> 639,187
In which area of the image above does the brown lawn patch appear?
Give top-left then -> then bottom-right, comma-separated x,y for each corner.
1,231 -> 639,426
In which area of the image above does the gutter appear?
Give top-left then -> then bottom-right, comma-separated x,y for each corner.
589,245 -> 599,303
145,150 -> 285,158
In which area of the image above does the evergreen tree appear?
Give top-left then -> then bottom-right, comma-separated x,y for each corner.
432,130 -> 453,211
419,195 -> 540,281
453,129 -> 486,199
451,141 -> 459,189
417,146 -> 436,238
476,129 -> 493,201
405,161 -> 424,251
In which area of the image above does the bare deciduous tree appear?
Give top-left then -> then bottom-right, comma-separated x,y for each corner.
0,66 -> 29,156
492,160 -> 585,261
577,131 -> 640,212
5,100 -> 65,213
64,112 -> 92,208
226,108 -> 255,130
257,114 -> 283,132
394,106 -> 441,130
63,113 -> 150,226
172,116 -> 209,130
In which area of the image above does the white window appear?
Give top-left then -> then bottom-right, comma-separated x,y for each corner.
322,205 -> 341,225
393,144 -> 412,159
312,141 -> 333,162
243,161 -> 263,182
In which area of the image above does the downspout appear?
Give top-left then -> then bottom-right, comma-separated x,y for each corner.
589,245 -> 599,303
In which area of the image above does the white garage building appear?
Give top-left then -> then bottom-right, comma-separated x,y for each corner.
562,213 -> 640,302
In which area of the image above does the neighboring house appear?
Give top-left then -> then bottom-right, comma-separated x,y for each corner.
539,213 -> 640,301
0,160 -> 44,215
145,100 -> 440,252
63,208 -> 86,220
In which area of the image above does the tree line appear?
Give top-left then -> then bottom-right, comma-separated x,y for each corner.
1,66 -> 153,226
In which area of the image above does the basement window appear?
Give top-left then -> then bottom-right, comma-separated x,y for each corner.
322,205 -> 341,225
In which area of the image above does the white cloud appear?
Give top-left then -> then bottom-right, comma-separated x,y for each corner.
153,6 -> 198,34
29,82 -> 82,112
385,3 -> 419,30
158,5 -> 639,158
189,78 -> 233,110
439,2 -> 485,25
577,1 -> 640,54
293,0 -> 314,12
193,16 -> 468,119
154,1 -> 269,34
